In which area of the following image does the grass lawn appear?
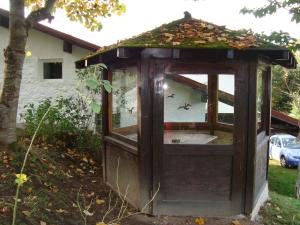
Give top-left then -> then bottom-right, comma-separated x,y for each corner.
268,159 -> 298,198
260,159 -> 300,225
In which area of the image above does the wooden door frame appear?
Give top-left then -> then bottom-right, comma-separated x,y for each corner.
152,59 -> 249,216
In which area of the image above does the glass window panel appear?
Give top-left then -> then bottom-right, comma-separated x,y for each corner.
111,67 -> 137,141
217,75 -> 234,124
164,74 -> 208,123
163,74 -> 234,145
43,62 -> 62,79
257,69 -> 264,131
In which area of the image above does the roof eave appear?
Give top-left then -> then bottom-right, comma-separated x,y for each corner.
76,46 -> 297,69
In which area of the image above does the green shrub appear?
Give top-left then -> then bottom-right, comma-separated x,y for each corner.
21,96 -> 102,158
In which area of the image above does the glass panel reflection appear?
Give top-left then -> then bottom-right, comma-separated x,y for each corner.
111,67 -> 137,141
217,75 -> 235,124
257,69 -> 264,131
164,74 -> 234,145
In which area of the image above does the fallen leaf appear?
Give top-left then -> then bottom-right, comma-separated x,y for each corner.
82,157 -> 89,163
27,187 -> 33,193
232,220 -> 243,225
0,206 -> 10,214
56,208 -> 66,213
172,42 -> 181,45
22,210 -> 31,217
195,217 -> 205,225
87,192 -> 95,197
96,199 -> 105,205
194,40 -> 207,44
40,221 -> 47,225
96,222 -> 106,225
207,24 -> 214,30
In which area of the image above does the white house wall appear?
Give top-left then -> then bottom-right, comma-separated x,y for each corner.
0,26 -> 91,122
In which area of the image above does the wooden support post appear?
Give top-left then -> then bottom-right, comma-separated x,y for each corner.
101,69 -> 109,182
208,74 -> 218,135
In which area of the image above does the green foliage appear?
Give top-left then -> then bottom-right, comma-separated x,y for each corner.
257,31 -> 300,51
25,0 -> 126,32
261,192 -> 300,225
261,160 -> 300,225
22,97 -> 90,142
241,1 -> 300,51
76,63 -> 112,114
272,66 -> 293,113
21,96 -> 101,156
240,0 -> 300,23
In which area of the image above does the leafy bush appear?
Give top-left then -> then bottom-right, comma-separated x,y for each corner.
21,96 -> 102,158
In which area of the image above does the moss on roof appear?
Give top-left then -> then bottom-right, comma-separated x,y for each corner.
86,14 -> 284,59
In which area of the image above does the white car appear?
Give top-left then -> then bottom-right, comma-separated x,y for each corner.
269,134 -> 300,168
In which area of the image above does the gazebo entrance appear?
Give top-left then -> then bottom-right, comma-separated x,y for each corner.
152,62 -> 246,216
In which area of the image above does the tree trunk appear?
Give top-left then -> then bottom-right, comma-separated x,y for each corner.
0,0 -> 27,144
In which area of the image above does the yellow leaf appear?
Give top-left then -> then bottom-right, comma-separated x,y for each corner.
231,220 -> 243,225
195,217 -> 206,225
96,222 -> 106,225
25,51 -> 32,57
96,199 -> 105,205
15,173 -> 28,185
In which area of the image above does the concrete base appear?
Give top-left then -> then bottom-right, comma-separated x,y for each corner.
250,183 -> 269,221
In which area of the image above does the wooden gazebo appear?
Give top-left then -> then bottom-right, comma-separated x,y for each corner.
76,13 -> 297,217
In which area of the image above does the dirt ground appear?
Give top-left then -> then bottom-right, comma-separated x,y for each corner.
123,214 -> 263,225
0,143 -> 262,225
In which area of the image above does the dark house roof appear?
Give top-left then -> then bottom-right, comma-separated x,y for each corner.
271,110 -> 300,127
0,8 -> 99,51
77,13 -> 297,69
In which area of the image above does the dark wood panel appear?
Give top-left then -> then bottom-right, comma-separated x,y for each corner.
155,201 -> 232,217
104,136 -> 138,155
162,155 -> 232,201
253,138 -> 269,205
164,144 -> 233,156
109,132 -> 138,147
106,143 -> 140,208
165,61 -> 238,75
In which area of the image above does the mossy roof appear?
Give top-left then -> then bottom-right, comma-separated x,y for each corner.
86,13 -> 287,59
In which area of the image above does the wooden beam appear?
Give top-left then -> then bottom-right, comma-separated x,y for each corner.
102,69 -> 109,182
208,74 -> 218,135
244,61 -> 258,214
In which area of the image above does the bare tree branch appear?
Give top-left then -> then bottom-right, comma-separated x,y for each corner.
25,0 -> 57,29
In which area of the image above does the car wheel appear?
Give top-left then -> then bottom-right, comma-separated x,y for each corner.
280,156 -> 288,168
